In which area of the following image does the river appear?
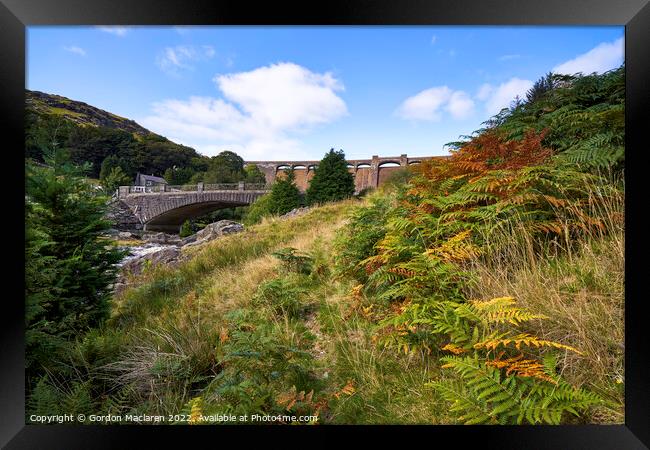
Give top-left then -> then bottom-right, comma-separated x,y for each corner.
116,242 -> 177,267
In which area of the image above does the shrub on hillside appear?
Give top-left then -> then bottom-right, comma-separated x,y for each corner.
253,277 -> 309,319
179,219 -> 193,238
380,167 -> 414,192
244,170 -> 302,224
333,68 -> 624,424
244,194 -> 274,225
272,247 -> 314,275
334,195 -> 392,283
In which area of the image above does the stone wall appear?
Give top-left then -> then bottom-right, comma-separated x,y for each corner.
105,199 -> 143,231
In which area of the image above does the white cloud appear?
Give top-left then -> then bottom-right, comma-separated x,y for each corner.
396,86 -> 474,121
97,26 -> 129,37
479,78 -> 533,115
395,86 -> 452,122
156,45 -> 216,76
553,37 -> 624,75
446,91 -> 475,119
431,35 -> 437,45
63,46 -> 86,56
499,54 -> 521,61
141,62 -> 348,159
215,62 -> 346,130
476,83 -> 493,101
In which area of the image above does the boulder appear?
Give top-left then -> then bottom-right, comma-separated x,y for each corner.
149,247 -> 181,265
184,220 -> 244,247
280,207 -> 311,219
121,246 -> 181,276
118,231 -> 137,240
142,232 -> 181,245
180,234 -> 197,245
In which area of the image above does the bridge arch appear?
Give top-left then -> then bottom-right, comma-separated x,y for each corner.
378,161 -> 401,167
120,189 -> 268,233
144,199 -> 249,232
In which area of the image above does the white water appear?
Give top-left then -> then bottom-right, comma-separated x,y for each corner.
116,243 -> 177,267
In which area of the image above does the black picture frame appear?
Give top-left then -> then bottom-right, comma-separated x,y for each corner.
2,0 -> 648,447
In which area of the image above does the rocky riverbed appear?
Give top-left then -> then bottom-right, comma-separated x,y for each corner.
109,220 -> 245,295
108,208 -> 311,295
117,242 -> 177,267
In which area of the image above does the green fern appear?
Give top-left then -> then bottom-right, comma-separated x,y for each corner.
429,354 -> 601,424
102,385 -> 134,415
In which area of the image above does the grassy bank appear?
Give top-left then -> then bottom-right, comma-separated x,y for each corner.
28,185 -> 624,424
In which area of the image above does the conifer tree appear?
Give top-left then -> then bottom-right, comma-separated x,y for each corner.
305,149 -> 355,205
269,169 -> 302,215
25,149 -> 125,381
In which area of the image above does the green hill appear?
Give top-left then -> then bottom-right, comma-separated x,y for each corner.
25,90 -> 208,180
26,90 -> 152,136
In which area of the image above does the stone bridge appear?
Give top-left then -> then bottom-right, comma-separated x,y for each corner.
115,182 -> 268,232
246,154 -> 440,192
113,154 -> 442,232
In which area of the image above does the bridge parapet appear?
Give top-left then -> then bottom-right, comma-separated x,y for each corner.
118,182 -> 270,198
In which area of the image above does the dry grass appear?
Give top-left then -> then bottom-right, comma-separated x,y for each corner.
202,255 -> 280,317
196,204 -> 351,319
99,200 -> 359,413
316,296 -> 450,424
110,200 -> 357,323
116,238 -> 143,246
464,183 -> 625,423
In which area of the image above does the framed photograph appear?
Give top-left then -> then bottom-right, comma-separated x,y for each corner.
3,0 -> 648,447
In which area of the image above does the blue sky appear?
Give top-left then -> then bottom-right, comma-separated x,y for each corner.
27,26 -> 624,161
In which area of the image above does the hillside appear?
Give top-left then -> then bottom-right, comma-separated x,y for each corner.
26,90 -> 152,136
24,90 -> 265,187
25,67 -> 625,426
25,90 -> 208,180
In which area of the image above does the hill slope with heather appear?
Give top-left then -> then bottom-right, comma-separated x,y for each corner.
26,90 -> 152,136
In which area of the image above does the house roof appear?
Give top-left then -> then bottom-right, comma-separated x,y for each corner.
136,173 -> 168,184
